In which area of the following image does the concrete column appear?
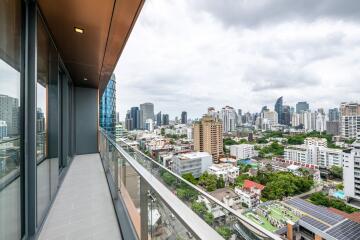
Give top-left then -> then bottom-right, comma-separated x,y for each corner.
287,221 -> 294,240
315,234 -> 322,240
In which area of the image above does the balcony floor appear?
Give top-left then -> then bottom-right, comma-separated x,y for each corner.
38,153 -> 121,240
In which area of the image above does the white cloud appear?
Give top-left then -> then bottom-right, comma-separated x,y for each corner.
114,0 -> 360,120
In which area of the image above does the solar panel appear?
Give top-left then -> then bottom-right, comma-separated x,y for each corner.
326,219 -> 360,240
285,198 -> 344,226
300,215 -> 329,231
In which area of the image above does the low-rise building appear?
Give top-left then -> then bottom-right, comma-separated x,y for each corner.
172,152 -> 212,178
284,137 -> 343,168
234,180 -> 265,208
207,163 -> 239,184
230,144 -> 256,160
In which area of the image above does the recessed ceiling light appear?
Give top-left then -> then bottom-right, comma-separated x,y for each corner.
74,27 -> 84,34
84,77 -> 88,81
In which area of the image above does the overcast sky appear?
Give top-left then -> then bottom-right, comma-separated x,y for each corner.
114,0 -> 360,120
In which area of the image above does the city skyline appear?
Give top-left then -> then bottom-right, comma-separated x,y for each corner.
114,0 -> 360,120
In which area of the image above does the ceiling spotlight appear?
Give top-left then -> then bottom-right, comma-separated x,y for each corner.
74,27 -> 84,34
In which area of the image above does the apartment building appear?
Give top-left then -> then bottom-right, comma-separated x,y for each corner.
172,152 -> 213,178
284,137 -> 343,168
193,115 -> 223,162
207,163 -> 239,184
343,140 -> 360,202
340,102 -> 360,139
230,144 -> 256,160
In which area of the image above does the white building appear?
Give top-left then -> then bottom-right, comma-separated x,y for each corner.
315,111 -> 326,132
145,119 -> 154,132
230,144 -> 256,160
343,139 -> 360,202
234,188 -> 259,208
302,111 -> 316,131
172,152 -> 212,178
207,163 -> 239,184
284,137 -> 342,168
340,102 -> 360,139
220,106 -> 237,133
262,110 -> 278,125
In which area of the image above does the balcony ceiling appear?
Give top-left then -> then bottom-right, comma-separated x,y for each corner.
38,0 -> 144,92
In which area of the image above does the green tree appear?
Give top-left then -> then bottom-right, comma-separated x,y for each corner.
216,226 -> 232,240
199,172 -> 217,192
176,186 -> 198,202
216,177 -> 225,189
204,212 -> 214,225
182,173 -> 197,185
330,166 -> 343,179
161,172 -> 177,186
160,128 -> 165,136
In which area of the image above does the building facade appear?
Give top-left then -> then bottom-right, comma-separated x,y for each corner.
230,144 -> 256,160
140,102 -> 154,129
100,74 -> 116,135
181,111 -> 187,124
193,115 -> 223,162
296,101 -> 309,114
343,141 -> 360,202
340,102 -> 360,139
172,152 -> 213,178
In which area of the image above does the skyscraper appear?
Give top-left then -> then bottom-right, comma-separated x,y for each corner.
181,111 -> 187,124
100,74 -> 116,135
274,96 -> 283,124
340,102 -> 360,139
156,111 -> 162,126
125,110 -> 133,130
328,108 -> 340,122
130,106 -> 140,129
282,105 -> 291,126
296,101 -> 309,114
193,115 -> 223,162
0,94 -> 20,136
162,114 -> 169,125
220,106 -> 236,133
140,102 -> 154,129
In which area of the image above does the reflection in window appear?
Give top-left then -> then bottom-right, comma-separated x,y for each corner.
0,0 -> 22,239
37,16 -> 49,161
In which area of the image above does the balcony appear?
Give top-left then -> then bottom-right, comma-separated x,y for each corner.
36,128 -> 281,240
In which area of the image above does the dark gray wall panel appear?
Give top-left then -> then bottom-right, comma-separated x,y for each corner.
75,87 -> 98,154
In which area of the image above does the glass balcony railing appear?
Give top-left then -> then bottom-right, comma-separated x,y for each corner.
99,129 -> 282,240
0,137 -> 20,185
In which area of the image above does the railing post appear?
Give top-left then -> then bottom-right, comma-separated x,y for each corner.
140,177 -> 148,240
114,150 -> 119,199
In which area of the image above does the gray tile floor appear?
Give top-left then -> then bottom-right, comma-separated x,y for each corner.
38,154 -> 121,240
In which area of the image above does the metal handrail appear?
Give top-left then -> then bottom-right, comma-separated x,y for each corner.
100,129 -> 223,240
111,132 -> 282,240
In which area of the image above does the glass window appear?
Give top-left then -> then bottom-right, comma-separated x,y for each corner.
0,0 -> 22,239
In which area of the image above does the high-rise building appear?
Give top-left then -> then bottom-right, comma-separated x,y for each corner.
326,121 -> 340,136
302,110 -> 316,131
328,108 -> 340,122
344,138 -> 360,202
0,94 -> 19,135
181,111 -> 187,124
125,110 -> 133,130
315,110 -> 326,132
100,74 -> 116,135
220,106 -> 236,133
130,106 -> 140,129
140,102 -> 154,129
145,119 -> 154,132
274,96 -> 283,124
261,109 -> 278,126
282,105 -> 291,126
193,115 -> 223,162
0,120 -> 8,139
340,102 -> 360,139
162,114 -> 169,125
116,112 -> 120,123
296,101 -> 309,114
156,111 -> 162,126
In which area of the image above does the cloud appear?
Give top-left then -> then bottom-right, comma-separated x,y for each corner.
114,0 -> 360,119
193,0 -> 360,28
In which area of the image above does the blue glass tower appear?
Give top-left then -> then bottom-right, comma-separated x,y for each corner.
100,74 -> 116,136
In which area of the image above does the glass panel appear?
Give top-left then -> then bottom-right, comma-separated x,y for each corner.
0,0 -> 22,239
149,190 -> 200,240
